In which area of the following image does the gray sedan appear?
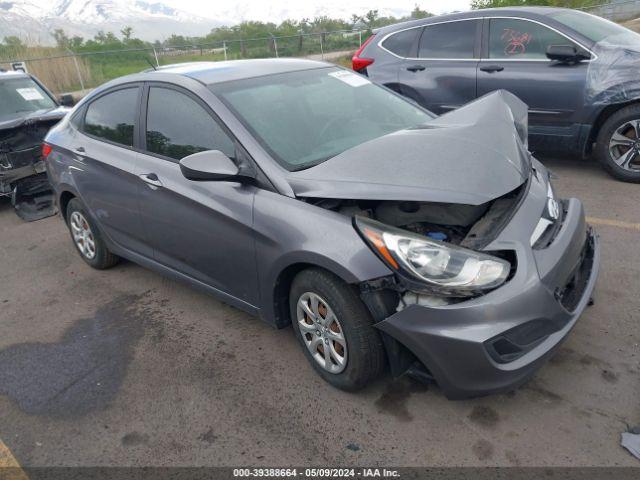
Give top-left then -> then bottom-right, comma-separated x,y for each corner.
44,59 -> 599,398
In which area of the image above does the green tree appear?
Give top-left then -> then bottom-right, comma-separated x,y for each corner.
121,26 -> 133,43
411,4 -> 433,19
2,36 -> 24,48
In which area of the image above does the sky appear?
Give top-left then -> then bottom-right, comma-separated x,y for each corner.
163,0 -> 474,24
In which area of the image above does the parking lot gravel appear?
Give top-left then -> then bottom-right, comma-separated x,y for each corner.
0,156 -> 638,467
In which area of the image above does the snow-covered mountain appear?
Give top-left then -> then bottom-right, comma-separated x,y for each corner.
0,0 -> 221,44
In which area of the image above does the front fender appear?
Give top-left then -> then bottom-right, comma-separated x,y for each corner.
252,189 -> 392,326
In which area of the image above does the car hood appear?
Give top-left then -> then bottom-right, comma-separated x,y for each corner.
0,107 -> 70,132
286,90 -> 530,205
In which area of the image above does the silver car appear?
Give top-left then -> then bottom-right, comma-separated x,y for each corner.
44,59 -> 599,398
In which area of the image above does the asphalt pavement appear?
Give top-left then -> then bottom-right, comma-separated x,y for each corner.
0,156 -> 638,468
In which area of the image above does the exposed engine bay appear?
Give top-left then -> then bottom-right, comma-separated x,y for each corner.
308,179 -> 527,249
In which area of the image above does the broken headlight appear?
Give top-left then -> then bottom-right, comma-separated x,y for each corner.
355,216 -> 510,296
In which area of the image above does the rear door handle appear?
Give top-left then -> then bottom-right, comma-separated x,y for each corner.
479,65 -> 504,73
406,65 -> 426,72
140,173 -> 163,188
75,147 -> 85,153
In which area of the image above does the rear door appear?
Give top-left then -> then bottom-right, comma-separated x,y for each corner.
136,83 -> 259,306
397,19 -> 481,114
73,85 -> 150,256
476,17 -> 590,150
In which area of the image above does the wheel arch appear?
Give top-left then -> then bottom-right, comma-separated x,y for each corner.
269,260 -> 364,330
58,189 -> 77,223
586,99 -> 640,155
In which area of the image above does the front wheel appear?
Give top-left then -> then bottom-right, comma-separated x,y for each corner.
595,105 -> 640,183
289,269 -> 385,391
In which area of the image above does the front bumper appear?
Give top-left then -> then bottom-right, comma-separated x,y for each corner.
374,174 -> 600,399
0,147 -> 45,193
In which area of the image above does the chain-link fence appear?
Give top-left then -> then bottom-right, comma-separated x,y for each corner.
0,30 -> 366,96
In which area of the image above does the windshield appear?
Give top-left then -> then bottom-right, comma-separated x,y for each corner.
210,68 -> 434,170
549,10 -> 640,46
0,76 -> 57,123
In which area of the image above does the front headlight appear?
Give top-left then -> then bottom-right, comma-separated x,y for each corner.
355,216 -> 510,296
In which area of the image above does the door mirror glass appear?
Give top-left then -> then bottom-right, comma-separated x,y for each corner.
179,150 -> 240,181
546,44 -> 587,62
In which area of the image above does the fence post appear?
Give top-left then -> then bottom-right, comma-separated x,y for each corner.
359,30 -> 362,47
67,49 -> 85,92
273,36 -> 279,58
152,47 -> 160,67
223,41 -> 227,61
320,33 -> 324,60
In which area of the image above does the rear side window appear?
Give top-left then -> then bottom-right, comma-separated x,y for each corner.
382,28 -> 420,57
489,18 -> 576,59
83,88 -> 138,147
418,20 -> 478,59
145,87 -> 235,161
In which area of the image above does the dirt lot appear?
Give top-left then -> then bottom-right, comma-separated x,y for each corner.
0,156 -> 638,468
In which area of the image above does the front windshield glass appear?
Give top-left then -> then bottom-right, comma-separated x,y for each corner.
549,10 -> 640,46
0,76 -> 57,122
210,68 -> 434,171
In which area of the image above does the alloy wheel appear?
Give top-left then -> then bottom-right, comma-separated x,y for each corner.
70,211 -> 96,260
296,292 -> 348,374
608,120 -> 640,172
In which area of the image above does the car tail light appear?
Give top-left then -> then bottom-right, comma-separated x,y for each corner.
42,143 -> 52,159
352,34 -> 376,73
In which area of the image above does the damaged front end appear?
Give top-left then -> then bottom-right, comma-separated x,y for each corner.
290,91 -> 599,398
0,113 -> 65,221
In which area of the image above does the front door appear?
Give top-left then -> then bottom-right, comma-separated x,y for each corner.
398,19 -> 481,114
476,17 -> 590,151
136,84 -> 259,306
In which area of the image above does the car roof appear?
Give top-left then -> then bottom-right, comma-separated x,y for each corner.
375,6 -> 572,34
143,58 -> 332,85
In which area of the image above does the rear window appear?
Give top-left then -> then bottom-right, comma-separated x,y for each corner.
418,20 -> 478,59
83,88 -> 138,147
382,28 -> 420,57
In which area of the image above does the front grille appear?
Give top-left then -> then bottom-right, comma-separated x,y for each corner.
557,230 -> 595,312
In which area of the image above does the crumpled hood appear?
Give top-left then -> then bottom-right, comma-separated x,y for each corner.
0,107 -> 70,132
287,90 -> 530,206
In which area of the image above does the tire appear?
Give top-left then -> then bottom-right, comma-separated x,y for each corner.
65,198 -> 119,269
289,268 -> 385,391
595,104 -> 640,183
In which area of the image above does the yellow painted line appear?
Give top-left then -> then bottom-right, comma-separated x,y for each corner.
0,438 -> 29,480
587,216 -> 640,231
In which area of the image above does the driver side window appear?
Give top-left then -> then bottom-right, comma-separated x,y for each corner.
489,18 -> 577,60
145,87 -> 235,161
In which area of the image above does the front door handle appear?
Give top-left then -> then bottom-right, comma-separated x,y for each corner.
406,64 -> 426,72
479,65 -> 504,73
75,147 -> 85,153
140,173 -> 163,188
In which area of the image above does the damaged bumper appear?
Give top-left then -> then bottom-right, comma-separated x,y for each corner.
0,147 -> 46,193
374,178 -> 600,399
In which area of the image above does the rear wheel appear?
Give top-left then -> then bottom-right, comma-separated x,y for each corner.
595,105 -> 640,182
289,268 -> 385,391
66,198 -> 119,269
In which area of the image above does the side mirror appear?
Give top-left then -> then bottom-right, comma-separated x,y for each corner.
58,94 -> 75,107
546,45 -> 589,63
179,150 -> 241,182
